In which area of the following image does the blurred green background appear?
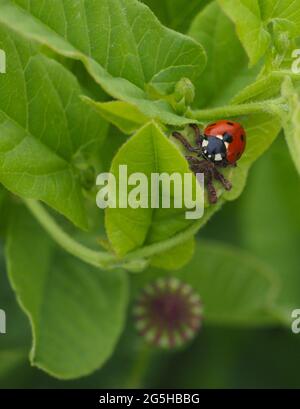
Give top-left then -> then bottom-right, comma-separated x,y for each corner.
1,0 -> 300,389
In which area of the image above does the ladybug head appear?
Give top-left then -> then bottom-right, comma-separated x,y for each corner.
201,134 -> 228,164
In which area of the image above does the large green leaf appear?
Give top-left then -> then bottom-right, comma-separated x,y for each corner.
105,122 -> 202,256
0,0 -> 206,126
189,1 -> 260,108
219,0 -> 300,66
132,240 -> 279,325
6,206 -> 129,379
0,24 -> 107,229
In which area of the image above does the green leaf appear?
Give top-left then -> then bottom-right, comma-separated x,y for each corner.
6,206 -> 129,379
0,24 -> 107,229
142,0 -> 212,33
281,77 -> 300,176
83,98 -> 150,135
189,1 -> 260,108
105,122 -> 201,257
132,240 -> 280,325
219,0 -> 300,66
150,237 -> 195,270
218,0 -> 270,66
0,0 -> 206,126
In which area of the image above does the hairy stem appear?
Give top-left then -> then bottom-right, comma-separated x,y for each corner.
188,98 -> 286,121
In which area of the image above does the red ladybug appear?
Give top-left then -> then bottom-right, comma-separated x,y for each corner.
172,121 -> 246,204
203,120 -> 246,165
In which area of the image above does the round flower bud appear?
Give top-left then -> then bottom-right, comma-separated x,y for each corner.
133,277 -> 203,349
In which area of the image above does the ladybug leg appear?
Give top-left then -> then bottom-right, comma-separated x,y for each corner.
186,157 -> 218,204
213,168 -> 232,191
189,124 -> 204,147
205,168 -> 218,204
186,157 -> 209,169
186,157 -> 209,175
172,131 -> 199,153
185,156 -> 204,176
185,155 -> 201,166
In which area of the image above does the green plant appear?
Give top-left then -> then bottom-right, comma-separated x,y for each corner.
0,0 -> 300,384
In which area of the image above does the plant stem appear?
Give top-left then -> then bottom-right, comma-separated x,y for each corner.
188,98 -> 286,121
125,344 -> 153,388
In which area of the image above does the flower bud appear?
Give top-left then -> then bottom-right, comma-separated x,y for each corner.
174,78 -> 195,106
133,277 -> 203,349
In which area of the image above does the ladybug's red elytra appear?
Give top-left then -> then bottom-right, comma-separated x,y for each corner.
172,121 -> 246,204
203,120 -> 246,165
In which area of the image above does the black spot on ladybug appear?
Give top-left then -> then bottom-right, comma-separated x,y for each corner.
223,132 -> 233,143
240,134 -> 245,141
227,121 -> 234,126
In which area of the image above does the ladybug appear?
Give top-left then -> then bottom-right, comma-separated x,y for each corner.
203,120 -> 246,165
172,121 -> 246,204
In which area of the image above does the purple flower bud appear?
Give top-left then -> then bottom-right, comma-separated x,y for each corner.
133,277 -> 203,349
